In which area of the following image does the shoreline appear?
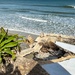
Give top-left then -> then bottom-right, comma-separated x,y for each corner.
8,29 -> 38,40
1,27 -> 75,37
2,26 -> 75,37
7,28 -> 75,40
4,27 -> 40,35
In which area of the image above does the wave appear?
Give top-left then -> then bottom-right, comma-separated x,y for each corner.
17,9 -> 75,16
0,13 -> 75,36
63,5 -> 75,8
32,4 -> 55,7
1,8 -> 75,15
1,7 -> 9,9
32,4 -> 75,9
20,16 -> 47,22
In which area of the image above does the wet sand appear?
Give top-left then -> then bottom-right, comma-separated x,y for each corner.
8,29 -> 38,40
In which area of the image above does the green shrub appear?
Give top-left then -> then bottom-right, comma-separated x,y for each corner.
0,27 -> 23,63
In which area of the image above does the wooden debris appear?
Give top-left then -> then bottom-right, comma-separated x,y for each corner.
24,35 -> 34,45
12,33 -> 75,75
1,33 -> 75,75
20,33 -> 75,63
39,55 -> 75,65
18,43 -> 42,57
14,57 -> 38,75
39,33 -> 44,38
27,35 -> 34,44
33,35 -> 75,63
35,33 -> 75,45
0,57 -> 49,75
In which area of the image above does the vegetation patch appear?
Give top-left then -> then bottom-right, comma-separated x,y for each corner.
0,27 -> 24,64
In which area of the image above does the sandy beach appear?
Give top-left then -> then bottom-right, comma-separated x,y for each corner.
8,29 -> 38,39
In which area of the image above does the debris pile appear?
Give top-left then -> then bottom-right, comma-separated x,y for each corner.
22,33 -> 75,63
1,33 -> 75,75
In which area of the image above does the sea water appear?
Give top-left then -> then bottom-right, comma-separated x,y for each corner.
0,0 -> 75,36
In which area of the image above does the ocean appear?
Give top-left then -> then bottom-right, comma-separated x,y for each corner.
0,0 -> 75,36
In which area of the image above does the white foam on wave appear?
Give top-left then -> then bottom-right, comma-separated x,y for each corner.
20,16 -> 47,23
68,5 -> 75,8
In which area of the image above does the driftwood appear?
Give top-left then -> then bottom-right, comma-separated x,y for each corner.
13,33 -> 75,75
18,43 -> 42,57
33,41 -> 75,63
0,57 -> 49,75
18,34 -> 75,64
18,33 -> 75,65
36,33 -> 75,45
0,33 -> 75,75
38,55 -> 75,65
